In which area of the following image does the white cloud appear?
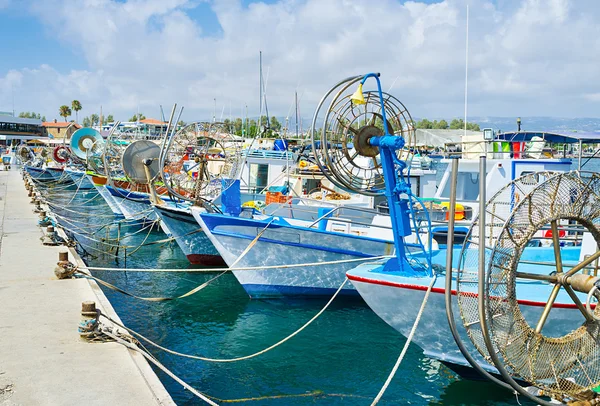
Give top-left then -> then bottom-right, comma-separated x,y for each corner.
1,0 -> 600,122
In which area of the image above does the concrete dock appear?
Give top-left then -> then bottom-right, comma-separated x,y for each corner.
0,169 -> 175,405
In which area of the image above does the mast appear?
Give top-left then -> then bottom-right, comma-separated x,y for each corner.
213,98 -> 216,123
258,51 -> 262,132
295,91 -> 299,138
464,5 -> 469,138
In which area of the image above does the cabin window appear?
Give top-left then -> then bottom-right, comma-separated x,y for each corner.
440,172 -> 480,201
249,163 -> 269,192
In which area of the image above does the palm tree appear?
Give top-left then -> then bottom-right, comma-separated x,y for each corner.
71,100 -> 82,123
59,105 -> 72,122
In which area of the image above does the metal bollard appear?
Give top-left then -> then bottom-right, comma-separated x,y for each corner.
79,301 -> 99,338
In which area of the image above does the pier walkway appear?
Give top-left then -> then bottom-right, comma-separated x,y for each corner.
0,170 -> 174,405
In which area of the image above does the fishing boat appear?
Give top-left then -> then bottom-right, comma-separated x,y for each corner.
88,173 -> 124,216
64,168 -> 95,190
346,131 -> 600,373
193,130 -> 580,298
153,202 -> 224,265
328,76 -> 600,404
24,165 -> 66,182
151,119 -> 244,265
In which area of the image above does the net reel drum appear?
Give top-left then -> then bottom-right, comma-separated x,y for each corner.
121,140 -> 162,203
311,75 -> 416,196
311,73 -> 429,274
52,145 -> 70,164
70,128 -> 104,160
18,146 -> 33,162
160,122 -> 242,206
455,170 -> 600,404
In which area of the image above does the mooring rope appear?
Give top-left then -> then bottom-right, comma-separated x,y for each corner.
99,328 -> 218,406
80,255 -> 393,273
49,190 -> 105,207
73,218 -> 277,301
77,269 -> 226,301
48,201 -> 126,219
98,278 -> 348,363
370,272 -> 438,405
96,323 -> 378,404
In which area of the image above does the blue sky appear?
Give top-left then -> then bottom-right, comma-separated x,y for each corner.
1,0 -> 599,122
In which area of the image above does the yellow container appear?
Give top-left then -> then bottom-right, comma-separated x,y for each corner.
440,202 -> 465,221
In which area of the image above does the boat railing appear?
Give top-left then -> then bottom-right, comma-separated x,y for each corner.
442,139 -> 564,160
242,149 -> 295,161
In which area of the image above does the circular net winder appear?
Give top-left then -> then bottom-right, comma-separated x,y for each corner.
70,128 -> 104,160
121,140 -> 161,184
458,171 -> 600,401
311,76 -> 416,196
52,145 -> 70,164
161,122 -> 242,203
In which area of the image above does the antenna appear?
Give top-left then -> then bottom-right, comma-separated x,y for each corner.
464,5 -> 469,137
213,98 -> 216,123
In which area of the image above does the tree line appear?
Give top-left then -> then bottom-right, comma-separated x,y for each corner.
18,111 -> 46,122
22,103 -> 289,136
222,115 -> 283,137
415,118 -> 480,131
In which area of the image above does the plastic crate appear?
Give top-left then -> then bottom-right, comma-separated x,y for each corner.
266,192 -> 292,205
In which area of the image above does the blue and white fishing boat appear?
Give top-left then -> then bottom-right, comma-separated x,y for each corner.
106,185 -> 158,221
64,168 -> 95,190
347,131 -> 600,374
327,73 -> 600,402
192,130 -> 580,298
24,165 -> 65,182
192,204 -> 396,297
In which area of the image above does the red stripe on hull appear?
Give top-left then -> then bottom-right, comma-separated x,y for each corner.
347,274 -> 594,310
186,254 -> 226,266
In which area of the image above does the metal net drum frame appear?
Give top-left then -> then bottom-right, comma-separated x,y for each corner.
161,122 -> 242,203
311,77 -> 416,196
458,171 -> 600,400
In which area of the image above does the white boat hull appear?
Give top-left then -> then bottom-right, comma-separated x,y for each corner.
153,204 -> 224,266
192,209 -> 395,297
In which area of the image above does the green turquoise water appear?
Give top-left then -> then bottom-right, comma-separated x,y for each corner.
48,186 -> 533,405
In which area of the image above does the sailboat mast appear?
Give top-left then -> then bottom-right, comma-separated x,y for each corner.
464,5 -> 469,138
295,91 -> 299,138
258,51 -> 262,132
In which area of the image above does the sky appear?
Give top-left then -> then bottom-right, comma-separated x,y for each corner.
1,0 -> 600,123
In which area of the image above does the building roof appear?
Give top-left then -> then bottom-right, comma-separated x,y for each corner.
42,121 -> 82,129
139,118 -> 167,125
0,116 -> 42,126
496,130 -> 600,144
415,129 -> 481,147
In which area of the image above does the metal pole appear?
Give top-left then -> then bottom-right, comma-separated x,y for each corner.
475,155 -> 554,405
579,139 -> 583,170
444,157 -> 513,391
446,158 -> 459,267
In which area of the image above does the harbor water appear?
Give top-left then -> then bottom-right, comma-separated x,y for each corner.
48,164 -> 600,404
